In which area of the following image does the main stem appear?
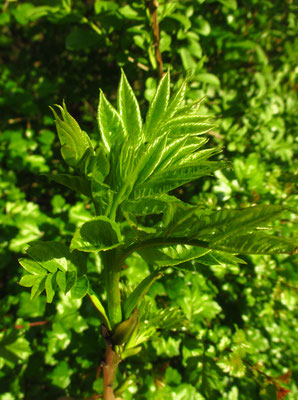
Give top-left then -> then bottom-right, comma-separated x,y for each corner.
103,344 -> 121,400
102,250 -> 123,328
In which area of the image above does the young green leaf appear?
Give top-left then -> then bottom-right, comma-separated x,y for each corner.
45,273 -> 57,303
193,205 -> 287,242
18,258 -> 46,276
165,78 -> 188,119
71,275 -> 89,299
117,69 -> 143,144
133,161 -> 227,198
51,102 -> 93,168
144,71 -> 170,139
111,309 -> 138,345
91,181 -> 114,216
56,270 -> 67,293
26,241 -> 69,273
98,90 -> 126,152
88,289 -> 112,330
123,269 -> 164,319
138,245 -> 210,267
19,275 -> 39,288
134,134 -> 168,185
211,232 -> 297,255
30,275 -> 47,300
70,216 -> 122,252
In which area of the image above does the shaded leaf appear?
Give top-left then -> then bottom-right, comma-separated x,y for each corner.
124,269 -> 163,319
212,232 -> 297,255
26,241 -> 69,273
19,275 -> 39,288
18,258 -> 46,276
31,275 -> 47,300
139,245 -> 209,267
45,273 -> 57,303
71,275 -> 89,299
70,217 -> 122,252
45,173 -> 91,197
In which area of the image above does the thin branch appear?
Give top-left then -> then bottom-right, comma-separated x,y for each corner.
146,0 -> 164,78
1,320 -> 48,332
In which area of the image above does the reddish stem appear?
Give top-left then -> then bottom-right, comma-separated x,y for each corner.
103,345 -> 121,400
1,320 -> 48,332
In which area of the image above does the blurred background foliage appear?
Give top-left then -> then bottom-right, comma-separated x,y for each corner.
0,0 -> 297,399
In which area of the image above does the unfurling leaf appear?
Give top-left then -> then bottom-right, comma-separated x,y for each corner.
51,101 -> 93,168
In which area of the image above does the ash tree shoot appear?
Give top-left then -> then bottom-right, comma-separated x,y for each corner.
18,71 -> 297,400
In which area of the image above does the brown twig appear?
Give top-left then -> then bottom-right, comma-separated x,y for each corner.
146,0 -> 164,78
1,320 -> 48,332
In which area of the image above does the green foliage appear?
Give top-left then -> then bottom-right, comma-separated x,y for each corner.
0,1 -> 297,399
15,70 -> 297,399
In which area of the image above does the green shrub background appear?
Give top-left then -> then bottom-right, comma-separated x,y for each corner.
0,1 -> 297,399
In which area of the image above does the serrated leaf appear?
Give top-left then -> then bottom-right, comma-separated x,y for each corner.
167,122 -> 215,137
194,205 -> 287,242
195,251 -> 246,267
18,258 -> 46,275
212,232 -> 297,255
19,274 -> 39,288
174,97 -> 205,117
173,136 -> 208,161
45,173 -> 91,196
45,273 -> 56,303
166,78 -> 188,119
151,136 -> 187,174
151,307 -> 185,331
121,194 -> 181,216
71,275 -> 89,299
178,147 -> 221,166
133,161 -> 226,198
134,134 -> 168,185
117,70 -> 143,144
113,132 -> 138,190
51,102 -> 92,168
70,216 -> 122,252
98,90 -> 126,152
138,245 -> 209,267
26,241 -> 69,272
144,72 -> 170,139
